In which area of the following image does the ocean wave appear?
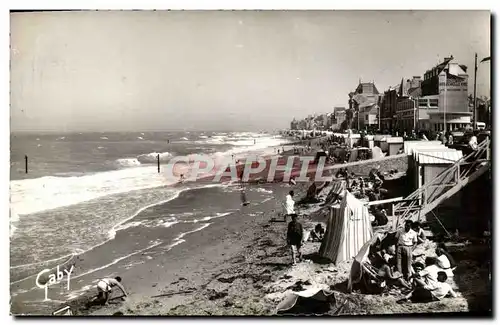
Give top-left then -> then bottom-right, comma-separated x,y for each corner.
180,137 -> 189,141
100,136 -> 108,140
253,188 -> 273,194
188,212 -> 232,223
167,223 -> 212,249
137,136 -> 144,140
9,165 -> 178,217
115,158 -> 142,167
137,151 -> 172,164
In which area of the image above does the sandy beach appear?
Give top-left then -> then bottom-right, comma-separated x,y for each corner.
11,144 -> 491,316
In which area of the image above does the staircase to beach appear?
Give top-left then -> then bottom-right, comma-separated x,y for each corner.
391,138 -> 491,231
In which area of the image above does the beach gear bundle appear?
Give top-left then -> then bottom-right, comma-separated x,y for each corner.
319,191 -> 373,264
275,287 -> 337,315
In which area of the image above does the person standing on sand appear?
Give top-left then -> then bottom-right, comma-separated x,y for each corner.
284,190 -> 295,221
95,277 -> 128,305
287,214 -> 303,265
240,187 -> 249,206
396,221 -> 418,281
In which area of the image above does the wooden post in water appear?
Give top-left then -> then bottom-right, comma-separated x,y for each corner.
25,155 -> 28,174
157,154 -> 160,173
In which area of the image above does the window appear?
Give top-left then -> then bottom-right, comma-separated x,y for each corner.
429,99 -> 438,108
418,99 -> 428,107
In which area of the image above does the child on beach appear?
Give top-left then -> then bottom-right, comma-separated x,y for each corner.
95,277 -> 128,305
287,214 -> 303,265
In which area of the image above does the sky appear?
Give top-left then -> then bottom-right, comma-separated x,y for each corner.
10,10 -> 491,132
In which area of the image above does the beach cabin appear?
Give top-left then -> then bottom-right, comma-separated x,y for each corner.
386,137 -> 404,156
347,133 -> 361,148
364,135 -> 374,149
404,141 -> 447,189
374,135 -> 391,153
412,149 -> 463,211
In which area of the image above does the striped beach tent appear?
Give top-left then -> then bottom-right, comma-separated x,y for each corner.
323,180 -> 347,205
319,191 -> 373,264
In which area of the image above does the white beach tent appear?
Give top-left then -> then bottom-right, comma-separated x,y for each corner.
319,191 -> 373,264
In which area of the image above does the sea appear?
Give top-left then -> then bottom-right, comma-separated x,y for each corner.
9,131 -> 291,291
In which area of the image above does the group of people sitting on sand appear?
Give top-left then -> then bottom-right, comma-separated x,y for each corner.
360,220 -> 458,304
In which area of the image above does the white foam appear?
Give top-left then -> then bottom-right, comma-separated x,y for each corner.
188,212 -> 231,223
114,221 -> 144,231
100,136 -> 108,140
10,253 -> 74,270
107,192 -> 184,241
137,136 -> 144,140
162,221 -> 179,228
174,223 -> 211,241
254,188 -> 273,194
137,151 -> 172,163
10,166 -> 178,218
115,158 -> 142,167
180,137 -> 189,141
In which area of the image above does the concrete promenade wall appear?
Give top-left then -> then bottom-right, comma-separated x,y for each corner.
324,154 -> 409,176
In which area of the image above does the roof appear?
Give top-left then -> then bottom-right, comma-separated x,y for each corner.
386,137 -> 404,143
352,94 -> 378,107
403,140 -> 444,155
355,82 -> 380,95
415,150 -> 463,164
448,63 -> 467,76
408,87 -> 421,97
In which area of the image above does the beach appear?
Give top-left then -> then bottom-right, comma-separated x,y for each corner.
10,131 -> 323,315
10,133 -> 491,316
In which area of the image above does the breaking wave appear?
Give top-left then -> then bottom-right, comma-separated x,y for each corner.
115,158 -> 142,167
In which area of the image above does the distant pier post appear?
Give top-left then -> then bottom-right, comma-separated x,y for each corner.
25,155 -> 28,174
157,154 -> 160,173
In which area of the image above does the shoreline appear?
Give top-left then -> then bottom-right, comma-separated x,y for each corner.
10,142 -> 491,316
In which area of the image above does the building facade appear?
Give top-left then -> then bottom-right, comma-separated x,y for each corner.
348,81 -> 380,130
333,107 -> 346,130
395,77 -> 423,134
380,88 -> 397,132
420,56 -> 471,132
